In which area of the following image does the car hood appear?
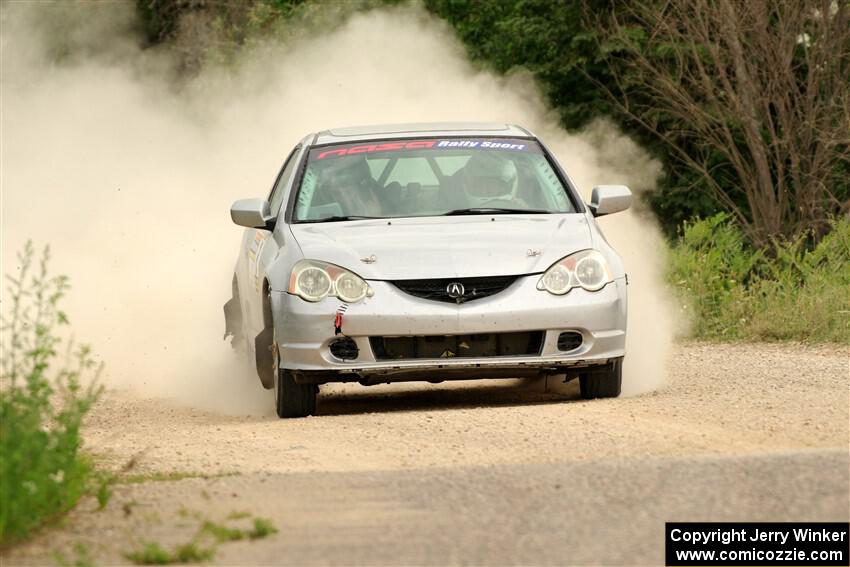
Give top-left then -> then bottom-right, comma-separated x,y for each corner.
289,214 -> 593,280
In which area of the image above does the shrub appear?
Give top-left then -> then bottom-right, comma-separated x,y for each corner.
0,242 -> 102,544
668,215 -> 850,343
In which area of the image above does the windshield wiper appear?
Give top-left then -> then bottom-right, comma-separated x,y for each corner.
442,207 -> 552,216
299,215 -> 384,224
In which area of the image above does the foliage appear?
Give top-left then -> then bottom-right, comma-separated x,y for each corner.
125,542 -> 177,565
248,517 -> 278,539
199,516 -> 277,542
424,0 -> 612,128
125,540 -> 215,565
0,243 -> 102,544
125,513 -> 277,564
596,0 -> 850,247
94,473 -> 112,510
668,215 -> 850,343
201,520 -> 245,543
172,542 -> 215,563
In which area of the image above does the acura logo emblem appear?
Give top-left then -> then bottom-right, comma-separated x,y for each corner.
446,282 -> 465,298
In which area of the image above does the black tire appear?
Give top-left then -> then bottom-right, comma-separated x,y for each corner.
274,368 -> 317,418
269,308 -> 318,418
579,357 -> 623,399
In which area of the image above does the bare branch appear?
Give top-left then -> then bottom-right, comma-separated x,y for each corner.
588,0 -> 850,246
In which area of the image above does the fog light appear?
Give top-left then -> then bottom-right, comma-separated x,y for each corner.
557,331 -> 583,352
329,337 -> 359,360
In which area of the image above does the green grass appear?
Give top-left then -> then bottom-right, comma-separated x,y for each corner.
200,516 -> 278,542
125,542 -> 175,565
125,540 -> 215,565
201,520 -> 245,542
124,515 -> 276,564
172,542 -> 215,563
0,243 -> 103,545
668,215 -> 850,343
94,473 -> 112,510
247,518 -> 278,540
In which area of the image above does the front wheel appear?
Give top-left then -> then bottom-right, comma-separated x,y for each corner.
274,368 -> 317,418
579,357 -> 623,399
272,329 -> 317,418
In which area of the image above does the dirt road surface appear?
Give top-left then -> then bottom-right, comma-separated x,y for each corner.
5,343 -> 849,565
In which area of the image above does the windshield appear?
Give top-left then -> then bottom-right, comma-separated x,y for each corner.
292,137 -> 577,221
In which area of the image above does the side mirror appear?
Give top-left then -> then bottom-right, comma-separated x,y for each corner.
589,185 -> 632,217
230,198 -> 272,228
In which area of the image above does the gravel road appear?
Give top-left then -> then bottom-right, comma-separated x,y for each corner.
5,342 -> 849,565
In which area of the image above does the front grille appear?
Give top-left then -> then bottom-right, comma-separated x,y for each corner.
370,331 -> 544,360
391,275 -> 519,303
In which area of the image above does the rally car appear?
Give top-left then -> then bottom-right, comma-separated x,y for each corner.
224,122 -> 632,417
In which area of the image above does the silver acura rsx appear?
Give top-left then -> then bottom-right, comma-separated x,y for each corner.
224,122 -> 633,418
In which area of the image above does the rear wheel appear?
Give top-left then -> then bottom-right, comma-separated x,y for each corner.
272,329 -> 317,418
579,357 -> 623,399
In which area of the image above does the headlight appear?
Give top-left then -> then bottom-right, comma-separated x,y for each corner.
288,260 -> 374,303
295,266 -> 331,301
541,264 -> 572,295
537,250 -> 613,294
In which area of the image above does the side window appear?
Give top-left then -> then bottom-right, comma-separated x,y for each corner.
268,146 -> 301,216
531,155 -> 571,211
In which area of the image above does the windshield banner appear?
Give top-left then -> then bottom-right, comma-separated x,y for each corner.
312,138 -> 540,160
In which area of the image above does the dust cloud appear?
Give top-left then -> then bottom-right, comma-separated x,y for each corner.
1,2 -> 676,413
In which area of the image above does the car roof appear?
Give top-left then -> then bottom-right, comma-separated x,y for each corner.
312,122 -> 534,145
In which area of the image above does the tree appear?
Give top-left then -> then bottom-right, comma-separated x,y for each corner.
594,0 -> 850,247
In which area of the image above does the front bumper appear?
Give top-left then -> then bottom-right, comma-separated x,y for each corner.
270,275 -> 627,382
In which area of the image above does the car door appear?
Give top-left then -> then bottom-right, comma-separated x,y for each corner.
239,143 -> 304,345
